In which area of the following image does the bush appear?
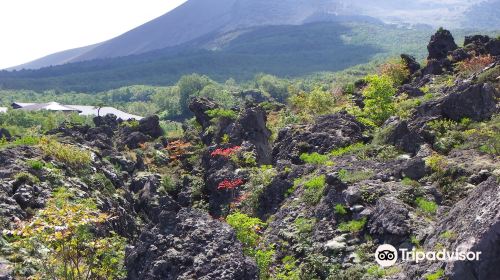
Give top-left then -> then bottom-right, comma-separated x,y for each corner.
416,197 -> 438,214
362,75 -> 396,126
26,160 -> 44,170
206,108 -> 238,120
378,58 -> 410,86
159,176 -> 177,194
334,204 -> 348,215
8,188 -> 126,279
14,171 -> 40,185
40,138 -> 92,168
226,212 -> 266,255
289,86 -> 337,119
299,152 -> 333,165
330,143 -> 366,157
302,175 -> 326,205
425,153 -> 447,175
458,55 -> 495,77
425,268 -> 445,280
338,218 -> 367,233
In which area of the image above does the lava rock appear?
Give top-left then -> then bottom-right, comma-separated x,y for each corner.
138,115 -> 163,139
126,208 -> 258,280
427,29 -> 458,60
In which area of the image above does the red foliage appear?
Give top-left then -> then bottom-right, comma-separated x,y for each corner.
217,178 -> 244,190
211,146 -> 241,157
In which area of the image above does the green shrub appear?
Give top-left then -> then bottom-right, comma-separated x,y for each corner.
275,256 -> 300,280
378,58 -> 410,86
362,75 -> 396,126
330,143 -> 366,157
289,86 -> 338,119
40,138 -> 92,169
425,153 -> 447,175
8,188 -> 126,279
159,176 -> 177,194
303,175 -> 327,205
226,212 -> 266,255
440,230 -> 457,240
26,160 -> 44,170
416,197 -> 438,214
425,268 -> 445,280
14,171 -> 40,185
256,248 -> 275,280
401,177 -> 420,188
338,218 -> 367,233
299,152 -> 333,166
206,108 -> 238,120
334,204 -> 348,215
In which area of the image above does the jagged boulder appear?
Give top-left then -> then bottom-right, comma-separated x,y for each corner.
440,83 -> 497,122
398,176 -> 500,280
124,132 -> 149,149
387,82 -> 497,153
227,106 -> 272,164
93,114 -> 120,129
188,97 -> 219,130
138,115 -> 163,139
126,208 -> 258,280
368,197 -> 411,245
427,29 -> 458,60
273,111 -> 366,163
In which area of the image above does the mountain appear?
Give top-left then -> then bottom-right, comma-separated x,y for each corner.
10,0 -> 499,70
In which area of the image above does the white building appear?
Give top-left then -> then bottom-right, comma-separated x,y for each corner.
11,102 -> 143,120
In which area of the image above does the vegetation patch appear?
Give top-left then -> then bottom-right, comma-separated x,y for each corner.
299,152 -> 333,166
40,138 -> 92,169
6,188 -> 126,279
302,175 -> 327,205
338,217 -> 367,233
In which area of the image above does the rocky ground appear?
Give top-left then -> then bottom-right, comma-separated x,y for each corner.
0,30 -> 499,280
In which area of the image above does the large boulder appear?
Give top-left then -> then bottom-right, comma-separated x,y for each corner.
427,29 -> 458,60
273,111 -> 366,163
227,106 -> 272,164
368,197 -> 411,245
188,98 -> 219,130
398,176 -> 500,280
387,82 -> 497,153
138,115 -> 163,139
126,208 -> 258,280
124,132 -> 149,149
440,83 -> 497,122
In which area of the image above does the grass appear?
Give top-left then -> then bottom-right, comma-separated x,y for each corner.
302,175 -> 327,205
401,177 -> 421,188
330,142 -> 366,157
294,217 -> 316,234
26,159 -> 44,170
299,152 -> 333,166
416,197 -> 438,215
334,204 -> 348,215
425,268 -> 445,280
338,218 -> 367,233
40,137 -> 92,169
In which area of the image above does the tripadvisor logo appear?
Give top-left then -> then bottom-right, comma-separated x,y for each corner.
375,244 -> 481,267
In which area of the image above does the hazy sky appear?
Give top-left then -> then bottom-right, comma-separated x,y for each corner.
0,0 -> 187,69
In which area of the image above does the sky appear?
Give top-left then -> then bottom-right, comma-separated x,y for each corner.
0,0 -> 187,69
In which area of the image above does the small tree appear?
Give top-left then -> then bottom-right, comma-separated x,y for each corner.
362,75 -> 396,126
9,188 -> 126,280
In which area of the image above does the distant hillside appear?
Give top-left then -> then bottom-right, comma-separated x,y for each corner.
10,0 -> 499,70
0,21 -> 435,92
